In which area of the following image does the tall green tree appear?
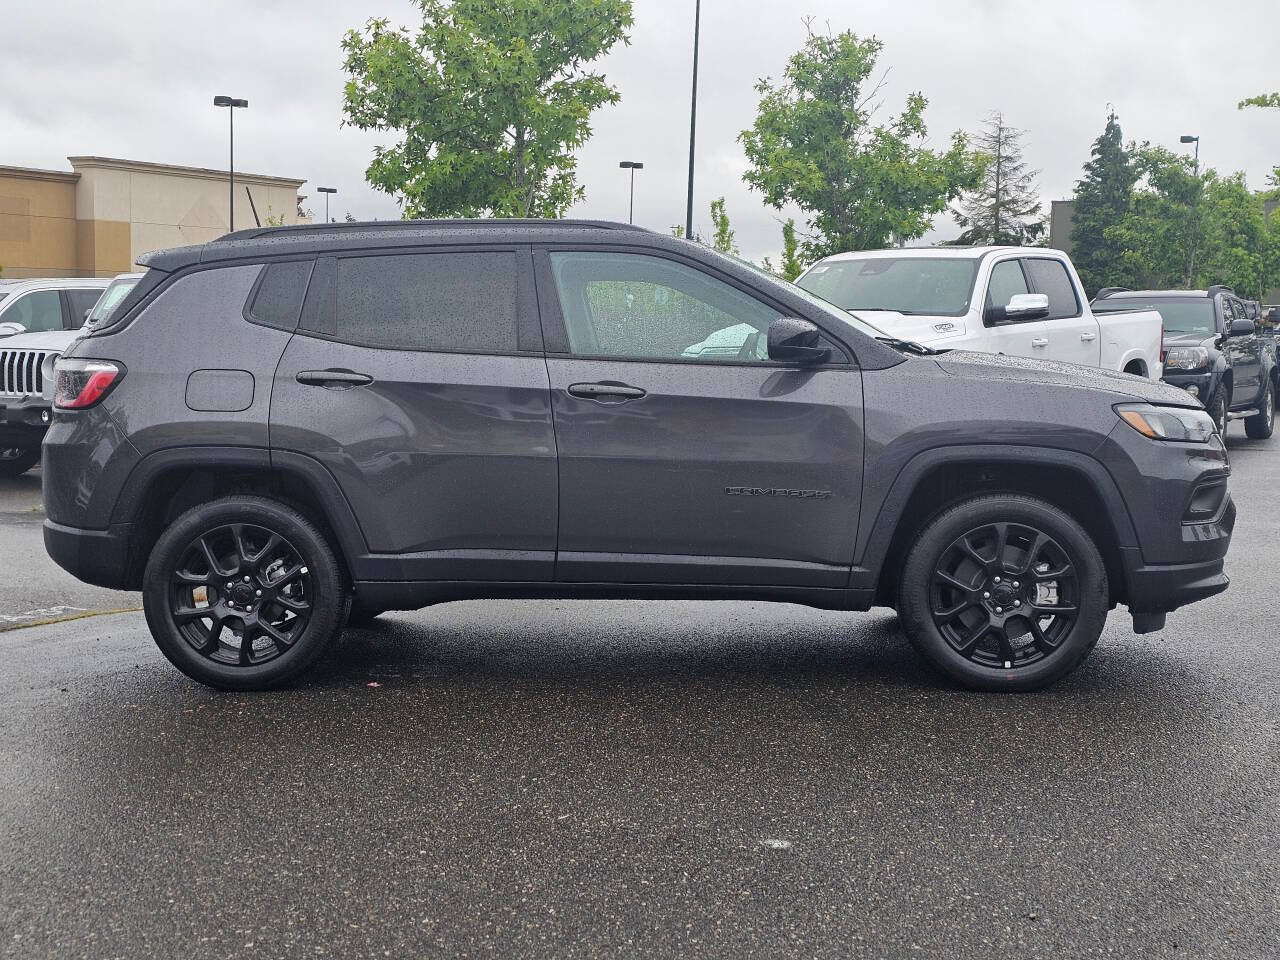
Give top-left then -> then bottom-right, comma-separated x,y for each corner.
740,25 -> 982,261
1238,92 -> 1280,186
1070,111 -> 1136,296
779,218 -> 804,281
952,112 -> 1044,246
1105,144 -> 1201,289
341,0 -> 633,218
709,197 -> 738,255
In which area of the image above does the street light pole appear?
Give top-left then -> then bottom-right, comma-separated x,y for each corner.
213,96 -> 249,231
317,186 -> 337,224
1180,134 -> 1200,287
685,0 -> 701,240
618,162 -> 643,224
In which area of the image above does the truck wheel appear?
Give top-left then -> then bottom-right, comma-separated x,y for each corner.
1244,379 -> 1274,439
142,495 -> 346,690
1206,389 -> 1228,437
897,494 -> 1108,692
0,447 -> 40,477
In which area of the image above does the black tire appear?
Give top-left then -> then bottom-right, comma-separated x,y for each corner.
897,494 -> 1109,692
1206,388 -> 1228,437
1244,378 -> 1275,440
0,447 -> 40,478
143,495 -> 346,690
346,598 -> 386,627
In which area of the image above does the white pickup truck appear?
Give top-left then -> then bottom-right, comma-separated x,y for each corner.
796,246 -> 1163,377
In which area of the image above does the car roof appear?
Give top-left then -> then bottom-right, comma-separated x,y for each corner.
139,218 -> 666,271
0,277 -> 111,292
813,246 -> 1049,263
1102,290 -> 1213,299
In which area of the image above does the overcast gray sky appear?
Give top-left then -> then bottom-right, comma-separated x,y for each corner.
3,0 -> 1276,262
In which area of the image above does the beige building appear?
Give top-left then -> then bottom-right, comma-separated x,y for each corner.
0,156 -> 307,279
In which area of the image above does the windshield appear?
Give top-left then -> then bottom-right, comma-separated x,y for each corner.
705,249 -> 888,340
797,256 -> 980,317
86,277 -> 140,329
1094,298 -> 1215,336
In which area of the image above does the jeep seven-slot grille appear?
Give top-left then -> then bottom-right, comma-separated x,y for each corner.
0,350 -> 51,398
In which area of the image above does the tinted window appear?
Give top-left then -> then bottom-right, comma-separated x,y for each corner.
1093,298 -> 1215,336
549,251 -> 782,362
2,290 -> 63,332
1023,259 -> 1080,319
86,277 -> 141,329
309,252 -> 517,353
985,259 -> 1030,311
65,289 -> 103,326
247,260 -> 313,331
799,256 -> 979,316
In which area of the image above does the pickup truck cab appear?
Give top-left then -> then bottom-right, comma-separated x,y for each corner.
796,247 -> 1163,377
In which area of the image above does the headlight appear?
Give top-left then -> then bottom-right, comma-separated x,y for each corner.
1115,403 -> 1216,442
1164,346 -> 1209,370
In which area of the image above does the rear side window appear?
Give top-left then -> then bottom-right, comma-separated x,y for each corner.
247,260 -> 313,331
306,251 -> 517,353
1023,259 -> 1080,319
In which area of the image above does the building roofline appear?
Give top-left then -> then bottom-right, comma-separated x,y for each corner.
67,156 -> 306,188
0,164 -> 81,184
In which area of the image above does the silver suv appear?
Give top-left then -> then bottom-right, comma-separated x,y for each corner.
0,276 -> 111,475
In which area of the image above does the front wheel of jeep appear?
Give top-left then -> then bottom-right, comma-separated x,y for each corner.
897,494 -> 1109,692
142,495 -> 346,690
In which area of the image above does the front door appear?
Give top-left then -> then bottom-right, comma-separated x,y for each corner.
536,249 -> 863,587
982,257 -> 1052,360
271,249 -> 558,582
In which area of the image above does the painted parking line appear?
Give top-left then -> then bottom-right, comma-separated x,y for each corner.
0,606 -> 142,633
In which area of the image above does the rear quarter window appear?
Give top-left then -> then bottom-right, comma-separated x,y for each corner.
246,260 -> 314,331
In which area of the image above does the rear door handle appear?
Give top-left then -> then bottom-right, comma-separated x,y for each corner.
296,369 -> 374,388
1080,333 -> 1097,342
1031,338 -> 1049,348
567,382 -> 646,402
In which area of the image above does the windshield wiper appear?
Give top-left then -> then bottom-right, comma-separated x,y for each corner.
850,306 -> 916,315
875,336 -> 935,356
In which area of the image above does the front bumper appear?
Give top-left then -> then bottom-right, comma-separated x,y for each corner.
0,395 -> 52,448
43,519 -> 134,590
1161,369 -> 1215,400
1120,495 -> 1235,614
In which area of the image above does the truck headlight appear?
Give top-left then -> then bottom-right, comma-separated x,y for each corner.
1115,403 -> 1217,442
1164,346 -> 1209,371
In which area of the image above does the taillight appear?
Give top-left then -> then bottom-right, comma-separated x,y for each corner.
54,359 -> 124,410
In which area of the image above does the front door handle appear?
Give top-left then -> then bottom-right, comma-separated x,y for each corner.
567,382 -> 646,402
1080,332 -> 1097,342
296,369 -> 374,388
1031,338 -> 1049,348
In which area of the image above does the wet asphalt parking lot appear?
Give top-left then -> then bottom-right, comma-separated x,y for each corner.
1,425 -> 1277,959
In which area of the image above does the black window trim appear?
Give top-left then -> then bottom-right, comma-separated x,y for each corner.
532,244 -> 855,369
291,243 -> 541,357
1021,255 -> 1083,321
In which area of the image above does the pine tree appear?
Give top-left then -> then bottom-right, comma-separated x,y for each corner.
953,112 -> 1044,246
1071,111 -> 1136,296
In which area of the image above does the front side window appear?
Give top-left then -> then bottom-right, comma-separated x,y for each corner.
2,290 -> 63,332
306,252 -> 517,353
549,251 -> 782,362
985,259 -> 1030,312
798,256 -> 979,317
1023,259 -> 1080,320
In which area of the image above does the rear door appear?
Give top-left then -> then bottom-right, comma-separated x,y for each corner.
535,247 -> 863,587
1024,258 -> 1096,367
982,257 -> 1051,359
270,246 -> 558,581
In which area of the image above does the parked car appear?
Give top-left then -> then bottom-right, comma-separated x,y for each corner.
0,276 -> 109,476
794,247 -> 1164,377
1092,286 -> 1276,439
43,220 -> 1233,693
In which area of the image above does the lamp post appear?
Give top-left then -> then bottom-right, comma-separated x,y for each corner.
1180,134 -> 1200,287
685,0 -> 700,240
618,162 -> 643,224
213,95 -> 249,231
317,186 -> 337,224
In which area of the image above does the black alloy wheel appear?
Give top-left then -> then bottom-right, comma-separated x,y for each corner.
168,523 -> 312,667
930,522 -> 1078,670
1244,379 -> 1274,440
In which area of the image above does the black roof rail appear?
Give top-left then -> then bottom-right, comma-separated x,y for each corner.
216,217 -> 650,243
1094,286 -> 1130,299
1206,283 -> 1235,298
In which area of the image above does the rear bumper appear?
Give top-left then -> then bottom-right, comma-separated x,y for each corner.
43,519 -> 134,590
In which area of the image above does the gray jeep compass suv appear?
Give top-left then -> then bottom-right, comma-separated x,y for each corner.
42,220 -> 1234,692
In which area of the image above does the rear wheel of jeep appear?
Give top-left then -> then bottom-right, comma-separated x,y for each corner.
897,494 -> 1108,692
142,495 -> 346,690
0,447 -> 40,477
1244,378 -> 1275,439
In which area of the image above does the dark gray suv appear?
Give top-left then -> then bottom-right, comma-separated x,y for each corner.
42,220 -> 1234,692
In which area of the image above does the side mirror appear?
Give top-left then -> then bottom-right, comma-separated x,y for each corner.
83,308 -> 92,322
767,317 -> 830,364
0,321 -> 26,338
984,293 -> 1049,325
1228,318 -> 1255,337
